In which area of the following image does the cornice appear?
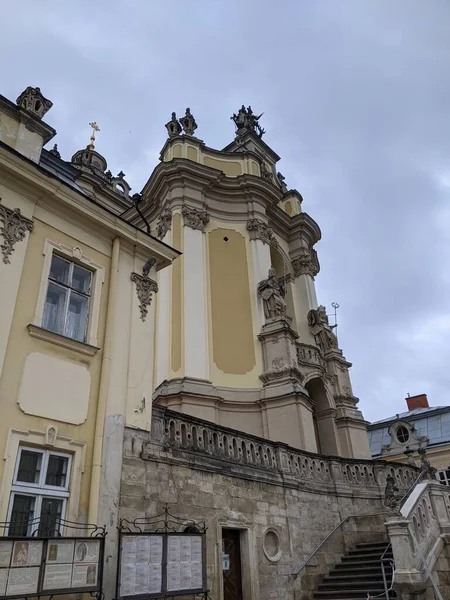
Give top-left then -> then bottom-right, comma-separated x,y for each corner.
123,158 -> 285,227
0,94 -> 56,144
0,143 -> 180,268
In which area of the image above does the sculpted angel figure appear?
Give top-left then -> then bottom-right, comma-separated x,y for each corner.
258,267 -> 287,320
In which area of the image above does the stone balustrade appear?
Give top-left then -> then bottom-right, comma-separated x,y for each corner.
386,479 -> 450,598
145,407 -> 418,497
296,343 -> 326,371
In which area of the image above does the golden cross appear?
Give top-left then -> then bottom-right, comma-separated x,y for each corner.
88,121 -> 100,150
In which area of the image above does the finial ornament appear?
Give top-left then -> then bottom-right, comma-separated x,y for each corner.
88,122 -> 100,150
231,105 -> 265,138
165,112 -> 182,138
16,86 -> 53,119
179,108 -> 198,136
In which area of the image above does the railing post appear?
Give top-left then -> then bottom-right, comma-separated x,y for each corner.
385,516 -> 425,597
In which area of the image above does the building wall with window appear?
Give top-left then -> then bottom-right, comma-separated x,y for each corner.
368,393 -> 450,483
0,86 -> 179,537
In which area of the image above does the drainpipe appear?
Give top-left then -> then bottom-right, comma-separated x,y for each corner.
88,236 -> 120,526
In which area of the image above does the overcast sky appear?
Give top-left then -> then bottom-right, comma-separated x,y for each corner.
2,1 -> 450,422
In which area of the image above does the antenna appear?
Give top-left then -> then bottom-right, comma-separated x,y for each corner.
330,302 -> 339,335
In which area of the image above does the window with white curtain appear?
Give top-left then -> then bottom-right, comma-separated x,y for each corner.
42,254 -> 92,342
8,448 -> 71,537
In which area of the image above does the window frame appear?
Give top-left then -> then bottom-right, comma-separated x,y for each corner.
395,425 -> 410,444
8,447 -> 72,536
32,239 -> 105,347
44,254 -> 93,343
438,469 -> 450,486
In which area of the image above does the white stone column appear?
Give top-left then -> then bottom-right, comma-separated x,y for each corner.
249,239 -> 271,329
155,231 -> 171,387
183,208 -> 209,380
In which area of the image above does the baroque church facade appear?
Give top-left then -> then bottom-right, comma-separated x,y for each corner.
1,87 -> 448,600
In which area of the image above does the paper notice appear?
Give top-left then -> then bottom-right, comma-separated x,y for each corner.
191,536 -> 202,563
180,561 -> 191,590
166,562 -> 180,592
122,536 -> 137,565
0,569 -> 8,596
0,543 -> 12,568
148,563 -> 162,594
71,563 -> 98,587
74,540 -> 100,563
191,561 -> 203,589
47,539 -> 75,564
167,536 -> 181,563
120,564 -> 136,597
149,536 -> 163,564
42,563 -> 73,590
136,537 -> 150,564
11,541 -> 42,567
6,566 -> 39,595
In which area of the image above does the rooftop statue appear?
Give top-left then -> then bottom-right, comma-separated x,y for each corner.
179,108 -> 198,136
165,112 -> 182,138
231,105 -> 265,138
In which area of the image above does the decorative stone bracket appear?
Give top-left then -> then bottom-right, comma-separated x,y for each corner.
131,273 -> 158,322
246,218 -> 279,248
155,207 -> 172,239
291,247 -> 319,278
181,206 -> 209,231
0,203 -> 34,264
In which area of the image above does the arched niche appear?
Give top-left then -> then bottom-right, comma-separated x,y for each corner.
305,377 -> 340,456
269,245 -> 295,321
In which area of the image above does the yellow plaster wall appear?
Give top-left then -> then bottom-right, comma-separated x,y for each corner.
208,227 -> 256,378
203,156 -> 243,176
0,215 -> 110,521
170,213 -> 183,375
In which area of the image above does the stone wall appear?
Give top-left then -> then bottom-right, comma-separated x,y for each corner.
119,408 -> 419,600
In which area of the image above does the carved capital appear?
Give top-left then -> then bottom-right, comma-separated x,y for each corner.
0,204 -> 34,264
181,206 -> 209,231
131,273 -> 158,321
246,218 -> 279,247
155,208 -> 172,239
292,247 -> 319,278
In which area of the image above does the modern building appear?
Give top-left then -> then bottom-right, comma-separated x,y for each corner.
368,393 -> 450,485
1,87 -> 449,600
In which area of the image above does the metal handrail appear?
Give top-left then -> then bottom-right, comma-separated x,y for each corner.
290,512 -> 388,579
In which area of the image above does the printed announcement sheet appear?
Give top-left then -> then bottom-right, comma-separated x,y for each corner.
166,536 -> 203,593
120,535 -> 163,597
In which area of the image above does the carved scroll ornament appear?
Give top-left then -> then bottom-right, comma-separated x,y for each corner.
292,247 -> 319,278
181,206 -> 209,231
131,273 -> 158,322
156,208 -> 172,239
0,204 -> 34,264
246,218 -> 279,248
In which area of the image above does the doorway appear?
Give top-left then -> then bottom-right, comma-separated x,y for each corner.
222,529 -> 243,600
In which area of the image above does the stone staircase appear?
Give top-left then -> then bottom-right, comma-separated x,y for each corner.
313,540 -> 395,599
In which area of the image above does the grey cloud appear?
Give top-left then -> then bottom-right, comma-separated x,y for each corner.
1,0 -> 449,421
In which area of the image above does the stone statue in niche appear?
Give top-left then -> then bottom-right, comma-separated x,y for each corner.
258,267 -> 287,320
307,306 -> 338,352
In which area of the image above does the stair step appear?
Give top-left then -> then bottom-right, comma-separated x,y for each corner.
333,567 -> 393,576
341,554 -> 392,563
313,587 -> 384,600
355,541 -> 389,548
319,579 -> 386,589
335,561 -> 393,570
347,547 -> 392,555
325,573 -> 386,582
